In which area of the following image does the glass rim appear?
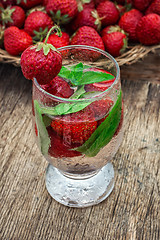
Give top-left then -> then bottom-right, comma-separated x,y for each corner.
33,45 -> 120,103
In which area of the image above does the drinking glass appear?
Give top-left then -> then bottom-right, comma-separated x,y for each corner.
32,45 -> 123,208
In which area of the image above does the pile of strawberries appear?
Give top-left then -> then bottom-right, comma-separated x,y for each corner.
0,0 -> 160,58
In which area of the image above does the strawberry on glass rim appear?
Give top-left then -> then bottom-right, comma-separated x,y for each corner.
20,25 -> 62,85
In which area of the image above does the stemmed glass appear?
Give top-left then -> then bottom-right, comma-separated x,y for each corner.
32,45 -> 123,208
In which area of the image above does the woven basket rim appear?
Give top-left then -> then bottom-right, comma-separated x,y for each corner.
0,44 -> 160,67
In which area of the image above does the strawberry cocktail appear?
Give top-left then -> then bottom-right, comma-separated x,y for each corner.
31,45 -> 123,207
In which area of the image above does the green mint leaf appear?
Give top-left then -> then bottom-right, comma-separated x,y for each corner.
75,91 -> 122,156
34,100 -> 51,155
42,114 -> 52,127
58,63 -> 114,86
77,71 -> 115,86
41,101 -> 91,116
58,64 -> 84,85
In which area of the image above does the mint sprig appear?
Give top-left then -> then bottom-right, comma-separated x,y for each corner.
58,63 -> 114,86
40,86 -> 93,116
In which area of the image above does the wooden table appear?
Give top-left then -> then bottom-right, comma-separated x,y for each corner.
0,52 -> 159,240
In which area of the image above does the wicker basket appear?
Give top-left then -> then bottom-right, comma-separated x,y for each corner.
0,44 -> 160,67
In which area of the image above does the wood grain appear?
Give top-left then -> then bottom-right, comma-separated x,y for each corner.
0,52 -> 159,240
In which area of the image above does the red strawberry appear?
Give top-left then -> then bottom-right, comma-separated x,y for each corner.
133,0 -> 153,12
20,46 -> 62,84
47,126 -> 82,158
17,0 -> 43,9
44,31 -> 69,48
97,1 -> 120,27
21,26 -> 62,85
119,9 -> 143,41
51,108 -> 97,146
24,11 -> 53,41
136,13 -> 160,45
77,0 -> 95,11
0,6 -> 25,28
101,26 -> 128,57
102,31 -> 128,57
87,98 -> 114,120
4,26 -> 33,56
145,0 -> 160,15
70,26 -> 105,60
71,8 -> 101,32
46,0 -> 78,24
41,76 -> 74,98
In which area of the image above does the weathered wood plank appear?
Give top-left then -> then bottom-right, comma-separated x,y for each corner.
0,54 -> 159,240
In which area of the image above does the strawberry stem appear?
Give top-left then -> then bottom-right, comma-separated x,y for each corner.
44,25 -> 62,44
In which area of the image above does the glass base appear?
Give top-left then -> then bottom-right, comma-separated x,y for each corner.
45,163 -> 114,208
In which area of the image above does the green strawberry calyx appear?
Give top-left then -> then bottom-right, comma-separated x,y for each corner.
33,27 -> 49,42
0,6 -> 15,26
31,25 -> 62,56
120,37 -> 128,55
26,6 -> 46,17
91,10 -> 102,31
49,9 -> 72,25
107,25 -> 126,35
16,0 -> 27,4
